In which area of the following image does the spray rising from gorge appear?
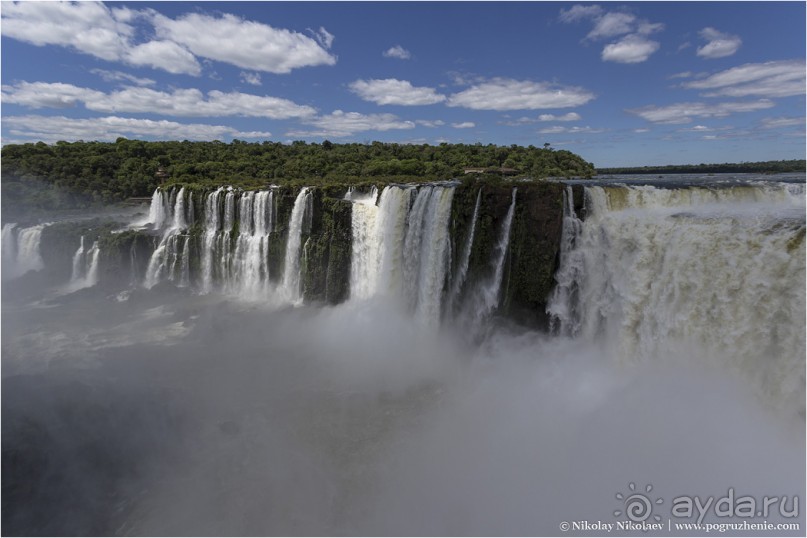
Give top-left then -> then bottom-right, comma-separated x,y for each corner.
2,175 -> 804,535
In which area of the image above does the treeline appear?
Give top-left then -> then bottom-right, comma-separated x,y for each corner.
598,160 -> 805,175
1,139 -> 595,212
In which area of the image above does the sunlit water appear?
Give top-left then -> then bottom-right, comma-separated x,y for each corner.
2,174 -> 804,536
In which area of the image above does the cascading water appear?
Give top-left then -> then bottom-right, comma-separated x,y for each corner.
280,187 -> 312,303
348,186 -> 382,300
4,175 -> 805,537
144,187 -> 190,289
147,188 -> 168,230
2,223 -> 18,268
410,186 -> 455,324
347,184 -> 456,325
348,186 -> 413,300
71,236 -> 86,282
546,185 -> 584,335
547,182 -> 806,413
457,188 -> 517,332
201,187 -> 224,292
446,188 -> 482,315
66,236 -> 101,290
231,190 -> 274,295
2,223 -> 47,279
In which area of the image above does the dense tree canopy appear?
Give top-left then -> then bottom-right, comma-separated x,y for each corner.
1,139 -> 595,212
598,160 -> 805,175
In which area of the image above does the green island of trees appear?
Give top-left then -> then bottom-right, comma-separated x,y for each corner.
1,139 -> 594,212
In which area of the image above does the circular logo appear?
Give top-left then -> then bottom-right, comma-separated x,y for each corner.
614,482 -> 663,523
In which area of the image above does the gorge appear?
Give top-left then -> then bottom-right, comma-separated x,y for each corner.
2,174 -> 805,535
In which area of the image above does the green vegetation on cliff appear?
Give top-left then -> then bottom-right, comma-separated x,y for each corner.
1,139 -> 595,212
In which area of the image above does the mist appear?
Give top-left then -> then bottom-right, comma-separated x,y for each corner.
3,282 -> 804,535
3,179 -> 804,536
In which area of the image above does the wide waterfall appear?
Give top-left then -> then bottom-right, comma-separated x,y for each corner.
548,181 -> 806,414
347,184 -> 456,325
4,175 -> 803,536
140,183 -> 477,325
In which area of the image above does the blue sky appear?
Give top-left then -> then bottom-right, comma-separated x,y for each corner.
1,1 -> 804,167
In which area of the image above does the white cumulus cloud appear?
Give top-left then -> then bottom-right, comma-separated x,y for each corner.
447,78 -> 595,110
587,12 -> 637,40
349,79 -> 446,106
601,34 -> 660,64
2,82 -> 317,120
292,110 -> 417,138
1,1 -> 131,61
539,112 -> 582,122
696,27 -> 742,59
124,40 -> 201,75
2,82 -> 104,109
383,45 -> 412,60
90,69 -> 156,86
452,122 -> 475,129
760,117 -> 806,129
559,5 -> 664,64
627,99 -> 776,124
3,115 -> 271,143
150,12 -> 336,74
682,60 -> 805,98
2,2 -> 336,76
240,72 -> 262,86
538,125 -> 604,134
415,120 -> 446,128
558,4 -> 604,23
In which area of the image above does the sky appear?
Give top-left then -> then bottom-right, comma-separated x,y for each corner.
1,1 -> 805,167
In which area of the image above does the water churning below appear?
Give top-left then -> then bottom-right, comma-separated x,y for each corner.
2,176 -> 804,536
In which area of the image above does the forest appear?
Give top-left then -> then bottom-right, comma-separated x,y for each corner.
597,160 -> 805,175
1,139 -> 595,212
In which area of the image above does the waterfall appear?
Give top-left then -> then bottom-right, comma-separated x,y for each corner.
144,187 -> 190,289
144,186 -> 283,296
374,186 -> 412,295
348,185 -> 412,300
65,236 -> 101,291
547,185 -> 584,335
280,187 -> 312,303
548,182 -> 805,411
86,241 -> 100,284
201,187 -> 224,292
147,188 -> 168,229
402,186 -> 436,309
71,236 -> 86,282
3,223 -> 47,279
178,236 -> 190,287
229,189 -> 274,295
16,225 -> 46,276
458,188 -> 517,331
447,188 -> 482,315
411,186 -> 455,324
347,184 -> 456,325
348,187 -> 382,300
219,190 -> 236,285
3,223 -> 18,270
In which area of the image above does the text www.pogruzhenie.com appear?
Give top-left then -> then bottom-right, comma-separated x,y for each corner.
560,520 -> 801,533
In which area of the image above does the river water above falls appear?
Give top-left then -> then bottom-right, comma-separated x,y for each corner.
2,174 -> 804,536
